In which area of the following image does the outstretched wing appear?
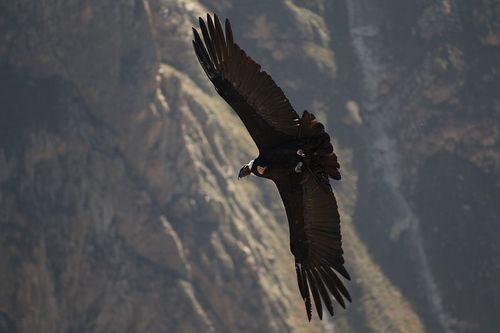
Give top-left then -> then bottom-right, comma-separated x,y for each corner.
275,172 -> 351,321
192,14 -> 300,151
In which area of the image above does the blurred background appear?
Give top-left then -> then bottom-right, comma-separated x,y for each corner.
1,1 -> 499,332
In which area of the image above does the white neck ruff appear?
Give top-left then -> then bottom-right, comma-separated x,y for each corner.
248,159 -> 255,169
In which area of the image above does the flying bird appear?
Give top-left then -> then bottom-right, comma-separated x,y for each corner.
192,14 -> 351,321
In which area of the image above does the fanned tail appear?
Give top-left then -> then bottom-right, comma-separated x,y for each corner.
299,110 -> 341,180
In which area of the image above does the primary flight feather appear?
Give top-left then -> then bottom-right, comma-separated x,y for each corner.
192,13 -> 351,321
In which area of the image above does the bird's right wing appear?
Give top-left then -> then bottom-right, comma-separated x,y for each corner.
192,14 -> 300,151
274,172 -> 351,321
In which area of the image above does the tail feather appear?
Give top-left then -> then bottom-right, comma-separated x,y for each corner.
321,153 -> 341,180
300,110 -> 341,180
300,111 -> 323,137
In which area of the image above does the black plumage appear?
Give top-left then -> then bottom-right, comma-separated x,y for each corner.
192,14 -> 350,321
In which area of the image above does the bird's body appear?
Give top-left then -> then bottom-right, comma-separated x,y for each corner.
250,142 -> 301,178
192,14 -> 350,321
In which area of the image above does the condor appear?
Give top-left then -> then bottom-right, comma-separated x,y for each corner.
192,14 -> 351,321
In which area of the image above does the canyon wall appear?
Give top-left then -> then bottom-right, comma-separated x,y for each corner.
0,1 -> 498,332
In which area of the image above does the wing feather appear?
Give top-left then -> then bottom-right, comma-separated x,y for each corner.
306,269 -> 323,320
214,14 -> 228,62
312,267 -> 334,316
193,14 -> 300,150
199,18 -> 218,70
275,172 -> 350,320
320,266 -> 346,308
295,264 -> 312,321
300,265 -> 313,321
225,18 -> 234,48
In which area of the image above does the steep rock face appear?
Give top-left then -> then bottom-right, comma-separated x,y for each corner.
1,0 -> 325,331
0,1 -> 300,332
333,1 -> 500,332
1,1 -> 497,333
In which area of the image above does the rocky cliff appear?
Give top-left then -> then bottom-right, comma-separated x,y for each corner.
0,1 -> 498,332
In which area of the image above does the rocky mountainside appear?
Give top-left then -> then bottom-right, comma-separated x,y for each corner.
0,1 -> 498,332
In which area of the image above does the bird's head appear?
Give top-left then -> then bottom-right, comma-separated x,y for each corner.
238,160 -> 254,179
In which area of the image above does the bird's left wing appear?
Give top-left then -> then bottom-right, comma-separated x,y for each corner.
192,14 -> 300,151
274,172 -> 351,321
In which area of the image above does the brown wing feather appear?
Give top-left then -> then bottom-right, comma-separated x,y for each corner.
275,172 -> 350,320
192,14 -> 300,151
